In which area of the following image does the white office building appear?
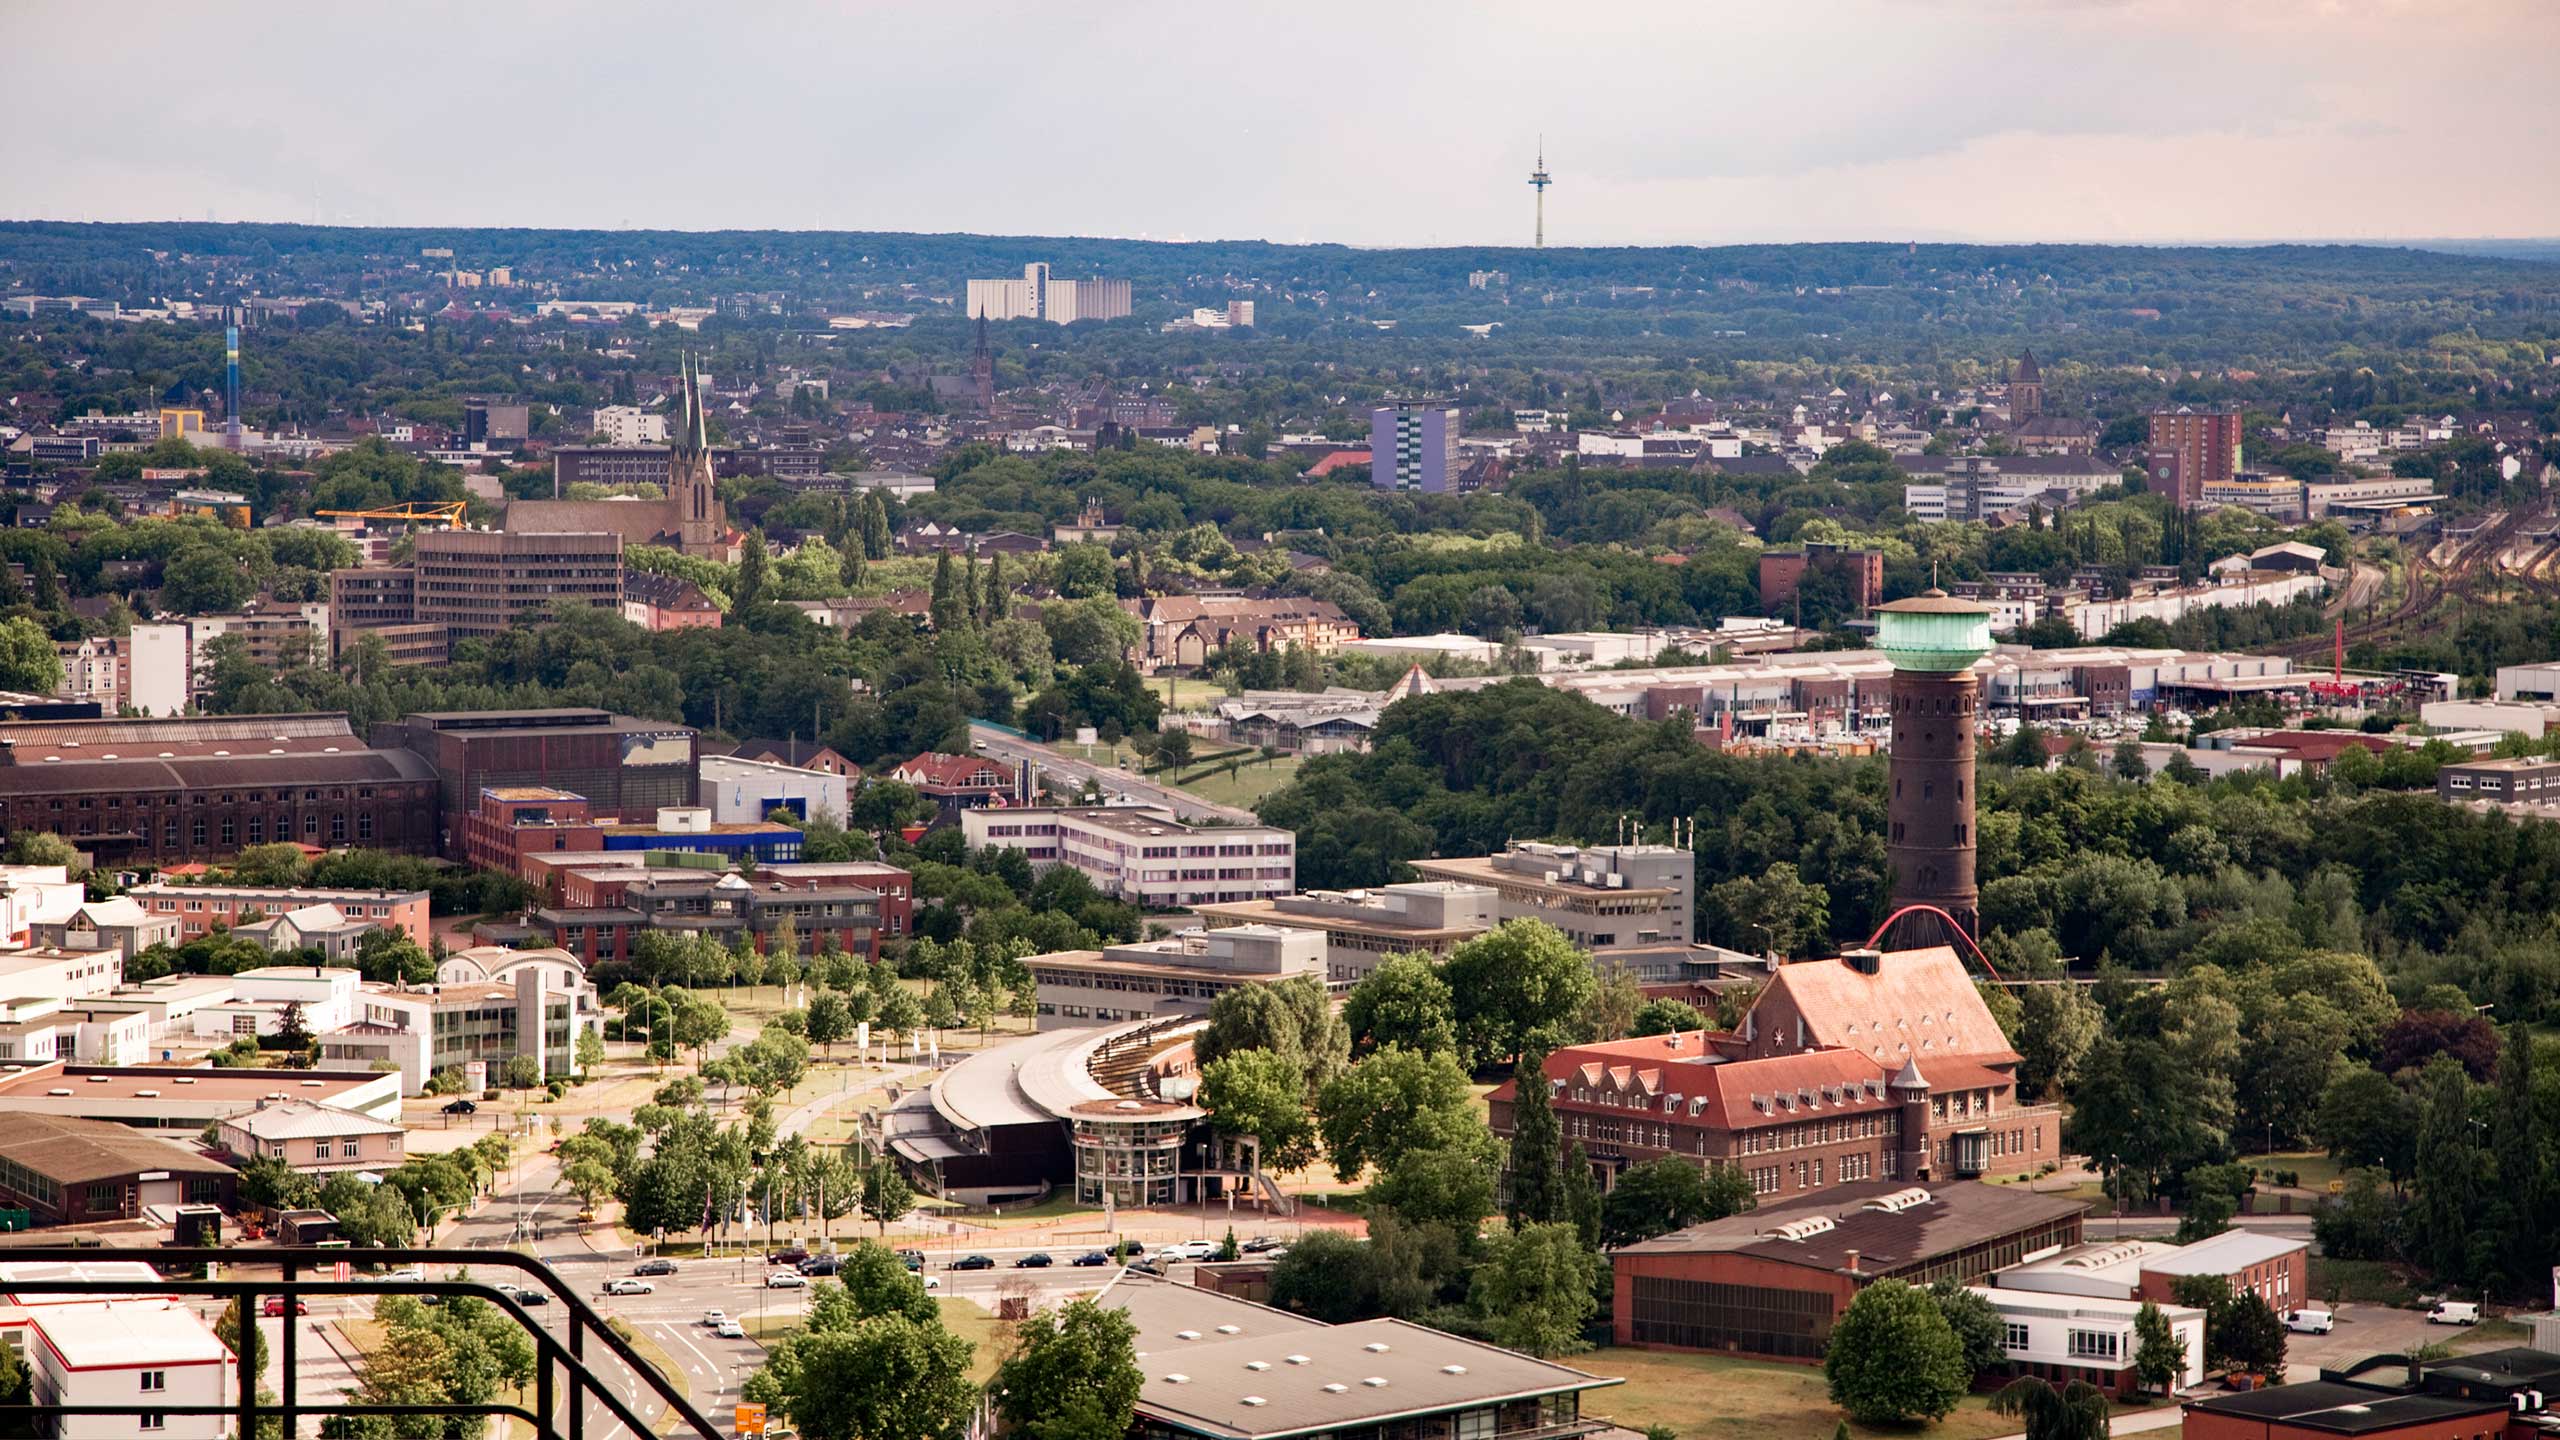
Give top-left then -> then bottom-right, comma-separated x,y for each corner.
963,805 -> 1295,909
699,753 -> 850,827
24,1299 -> 232,1440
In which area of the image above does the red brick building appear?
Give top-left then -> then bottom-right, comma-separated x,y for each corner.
2147,406 -> 2243,508
620,570 -> 723,632
1490,947 -> 2058,1204
887,751 -> 1015,810
1757,541 -> 1883,617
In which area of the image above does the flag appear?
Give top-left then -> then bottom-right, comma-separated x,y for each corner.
333,1261 -> 351,1283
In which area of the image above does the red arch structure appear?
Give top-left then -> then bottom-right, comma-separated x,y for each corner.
1865,904 -> 2003,981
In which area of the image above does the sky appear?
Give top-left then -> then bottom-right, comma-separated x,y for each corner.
9,0 -> 2557,248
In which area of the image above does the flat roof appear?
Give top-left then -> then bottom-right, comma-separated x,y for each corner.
0,1113 -> 235,1186
1057,807 -> 1289,839
2186,1383 -> 2502,1435
0,1064 -> 389,1107
1615,1180 -> 2085,1275
1407,855 -> 1672,902
29,1299 -> 230,1369
2141,1228 -> 2307,1275
1107,1276 -> 1617,1440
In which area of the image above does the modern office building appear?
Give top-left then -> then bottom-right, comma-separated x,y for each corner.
1369,400 -> 1461,492
461,399 -> 531,446
327,965 -> 598,1093
871,1016 -> 1260,1209
965,263 -> 1132,325
523,865 -> 890,969
409,529 -> 624,639
698,753 -> 850,825
1024,925 -> 1327,1028
962,805 -> 1297,909
1409,840 -> 1693,949
1192,882 -> 1499,984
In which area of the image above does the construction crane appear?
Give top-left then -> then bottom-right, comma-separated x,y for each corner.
314,501 -> 468,529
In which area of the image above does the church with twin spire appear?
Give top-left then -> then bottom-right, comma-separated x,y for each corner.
505,354 -> 736,560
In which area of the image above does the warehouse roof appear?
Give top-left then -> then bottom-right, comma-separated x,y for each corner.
0,1111 -> 235,1186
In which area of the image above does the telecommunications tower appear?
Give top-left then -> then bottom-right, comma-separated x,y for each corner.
1528,138 -> 1552,248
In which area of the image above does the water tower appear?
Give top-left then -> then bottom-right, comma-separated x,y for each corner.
1875,589 -> 1994,946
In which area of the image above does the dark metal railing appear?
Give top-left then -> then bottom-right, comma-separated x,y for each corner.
0,1245 -> 727,1440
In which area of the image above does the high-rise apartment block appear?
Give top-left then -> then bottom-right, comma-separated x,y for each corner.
2145,406 -> 2243,508
591,405 -> 667,446
1369,400 -> 1461,492
965,263 -> 1132,325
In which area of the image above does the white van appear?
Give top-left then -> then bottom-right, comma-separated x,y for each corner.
2284,1309 -> 2334,1334
2427,1300 -> 2481,1326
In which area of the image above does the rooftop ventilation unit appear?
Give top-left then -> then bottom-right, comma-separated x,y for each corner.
1215,1325 -> 1241,1335
1240,1397 -> 1266,1408
1284,1355 -> 1310,1366
1363,1342 -> 1390,1353
1766,1216 -> 1839,1243
1245,1362 -> 1269,1372
1362,1377 -> 1389,1388
1175,1330 -> 1201,1341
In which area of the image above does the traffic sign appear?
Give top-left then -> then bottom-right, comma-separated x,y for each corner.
735,1402 -> 768,1436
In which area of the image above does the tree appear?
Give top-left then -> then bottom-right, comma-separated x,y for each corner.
2315,1065 -> 2417,1179
1468,1222 -> 1599,1357
502,1053 -> 541,1090
1315,1046 -> 1477,1182
805,991 -> 853,1057
2217,1292 -> 2289,1375
1823,1280 -> 1968,1426
1631,998 -> 1706,1038
0,615 -> 63,695
1929,1277 -> 2006,1374
1195,975 -> 1344,1094
1443,920 -> 1596,1069
3,831 -> 84,875
1342,956 -> 1457,1058
2015,981 -> 2103,1100
228,842 -> 312,887
1505,1048 -> 1562,1227
273,1000 -> 314,1057
1575,962 -> 1644,1043
859,1155 -> 915,1234
1153,728 -> 1195,772
736,528 -> 773,611
1200,1049 -> 1321,1172
2132,1301 -> 2187,1397
1600,1157 -> 1754,1247
1990,1377 -> 2111,1440
564,1159 -> 618,1213
575,1027 -> 605,1081
160,548 -> 255,613
779,1315 -> 975,1440
1368,1137 -> 1498,1236
2407,1056 -> 2484,1282
990,1299 -> 1143,1440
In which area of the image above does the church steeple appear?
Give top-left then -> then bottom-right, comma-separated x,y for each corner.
668,353 -> 722,555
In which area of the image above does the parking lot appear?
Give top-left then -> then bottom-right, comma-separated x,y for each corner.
2281,1302 -> 2483,1378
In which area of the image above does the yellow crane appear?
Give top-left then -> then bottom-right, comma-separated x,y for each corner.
313,501 -> 468,529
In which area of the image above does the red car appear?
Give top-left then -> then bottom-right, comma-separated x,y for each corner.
261,1296 -> 309,1317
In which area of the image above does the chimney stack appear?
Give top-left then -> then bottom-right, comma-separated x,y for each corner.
1844,1249 -> 1861,1275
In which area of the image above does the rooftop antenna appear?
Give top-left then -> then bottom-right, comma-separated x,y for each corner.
1528,138 -> 1553,249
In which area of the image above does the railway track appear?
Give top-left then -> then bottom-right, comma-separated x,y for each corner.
2273,503 -> 2549,659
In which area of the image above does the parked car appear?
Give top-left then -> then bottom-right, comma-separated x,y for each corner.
920,1274 -> 941,1290
896,1249 -> 925,1272
1239,1236 -> 1282,1254
1012,1253 -> 1052,1269
604,1279 -> 655,1297
797,1255 -> 842,1276
633,1259 -> 680,1277
713,1319 -> 746,1339
700,1310 -> 729,1329
767,1246 -> 810,1267
2283,1309 -> 2334,1335
765,1271 -> 808,1290
503,1286 -> 549,1307
442,1099 -> 477,1115
372,1266 -> 426,1284
1158,1240 -> 1217,1262
261,1297 -> 308,1317
1071,1251 -> 1112,1267
950,1254 -> 995,1271
2428,1301 -> 2482,1326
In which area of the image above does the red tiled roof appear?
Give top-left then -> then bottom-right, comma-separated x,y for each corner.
889,751 -> 1009,789
1305,450 -> 1371,478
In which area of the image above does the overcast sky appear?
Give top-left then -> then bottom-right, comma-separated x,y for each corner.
10,0 -> 2555,247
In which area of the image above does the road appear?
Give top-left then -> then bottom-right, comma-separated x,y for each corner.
968,722 -> 1256,824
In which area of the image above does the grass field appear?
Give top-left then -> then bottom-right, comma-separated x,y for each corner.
1585,1347 -> 2023,1440
1163,753 -> 1302,811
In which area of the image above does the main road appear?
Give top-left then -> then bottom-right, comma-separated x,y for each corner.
967,722 -> 1257,824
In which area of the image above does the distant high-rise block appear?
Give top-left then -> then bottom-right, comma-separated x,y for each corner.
2148,406 -> 2242,508
1370,400 -> 1460,492
965,263 -> 1130,325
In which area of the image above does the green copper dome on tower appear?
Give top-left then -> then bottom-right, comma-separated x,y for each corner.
1875,589 -> 1993,673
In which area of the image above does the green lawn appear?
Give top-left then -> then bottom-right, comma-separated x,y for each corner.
2245,1150 -> 2348,1192
1585,1347 -> 2022,1440
1163,754 -> 1303,812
